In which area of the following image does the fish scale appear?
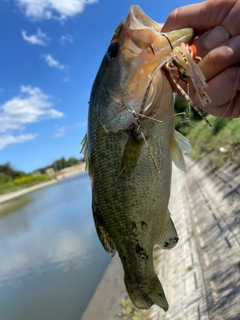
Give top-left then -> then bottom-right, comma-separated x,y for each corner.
87,95 -> 174,310
82,5 -> 193,311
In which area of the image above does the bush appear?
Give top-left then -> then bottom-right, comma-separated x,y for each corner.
0,174 -> 52,195
13,174 -> 50,186
0,172 -> 13,184
183,117 -> 240,168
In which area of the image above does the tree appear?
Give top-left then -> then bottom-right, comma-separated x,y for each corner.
0,162 -> 26,183
0,162 -> 15,177
0,172 -> 12,183
67,157 -> 79,167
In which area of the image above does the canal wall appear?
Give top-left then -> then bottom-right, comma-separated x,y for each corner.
81,156 -> 240,320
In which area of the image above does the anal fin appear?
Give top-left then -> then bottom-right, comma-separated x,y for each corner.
157,210 -> 178,250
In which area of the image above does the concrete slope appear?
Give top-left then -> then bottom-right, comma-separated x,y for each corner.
81,157 -> 240,320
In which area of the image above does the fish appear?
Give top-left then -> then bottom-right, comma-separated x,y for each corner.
81,5 -> 193,311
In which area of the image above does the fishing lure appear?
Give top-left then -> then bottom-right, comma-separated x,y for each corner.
164,40 -> 212,127
124,37 -> 213,175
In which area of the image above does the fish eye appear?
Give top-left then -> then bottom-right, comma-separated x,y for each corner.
107,42 -> 119,60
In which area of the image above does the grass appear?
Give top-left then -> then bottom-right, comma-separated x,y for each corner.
186,265 -> 194,272
115,298 -> 150,320
115,249 -> 163,320
181,117 -> 240,169
0,174 -> 52,195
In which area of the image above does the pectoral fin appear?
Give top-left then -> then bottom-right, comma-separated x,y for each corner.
92,191 -> 116,256
117,130 -> 144,179
157,210 -> 178,250
170,130 -> 191,172
174,130 -> 192,154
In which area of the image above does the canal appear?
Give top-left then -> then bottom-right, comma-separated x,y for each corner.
0,172 -> 111,320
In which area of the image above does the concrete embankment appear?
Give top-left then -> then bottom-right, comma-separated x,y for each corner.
80,157 -> 240,320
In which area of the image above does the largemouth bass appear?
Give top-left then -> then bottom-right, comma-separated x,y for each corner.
82,5 -> 193,311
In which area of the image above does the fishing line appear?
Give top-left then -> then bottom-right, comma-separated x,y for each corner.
206,67 -> 240,126
186,83 -> 192,120
182,67 -> 240,129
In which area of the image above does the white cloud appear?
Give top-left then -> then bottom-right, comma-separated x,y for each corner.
54,122 -> 86,138
42,54 -> 65,70
54,126 -> 67,138
21,28 -> 51,46
0,134 -> 37,150
59,34 -> 74,45
15,0 -> 98,20
42,55 -> 71,82
0,86 -> 64,149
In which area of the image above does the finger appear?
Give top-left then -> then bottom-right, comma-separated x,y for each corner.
221,0 -> 240,37
193,67 -> 240,118
162,0 -> 240,36
203,93 -> 240,118
196,35 -> 240,81
192,26 -> 230,57
162,1 -> 210,33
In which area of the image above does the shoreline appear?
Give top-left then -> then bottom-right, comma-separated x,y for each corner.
80,254 -> 127,320
0,164 -> 86,204
0,179 -> 57,204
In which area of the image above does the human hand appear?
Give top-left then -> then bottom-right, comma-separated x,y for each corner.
162,0 -> 240,118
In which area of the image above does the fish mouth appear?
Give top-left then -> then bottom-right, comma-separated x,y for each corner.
120,5 -> 193,67
122,5 -> 164,56
100,6 -> 194,133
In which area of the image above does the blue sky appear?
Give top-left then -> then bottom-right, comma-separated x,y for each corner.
0,0 -> 200,173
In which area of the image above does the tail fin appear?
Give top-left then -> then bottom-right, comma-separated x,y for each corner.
124,274 -> 169,311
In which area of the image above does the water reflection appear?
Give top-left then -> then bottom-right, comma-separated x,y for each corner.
0,172 -> 111,320
0,196 -> 33,217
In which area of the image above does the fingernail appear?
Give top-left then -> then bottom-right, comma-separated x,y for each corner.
204,26 -> 230,50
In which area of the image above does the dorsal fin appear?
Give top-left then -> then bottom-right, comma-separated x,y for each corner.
80,134 -> 89,172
